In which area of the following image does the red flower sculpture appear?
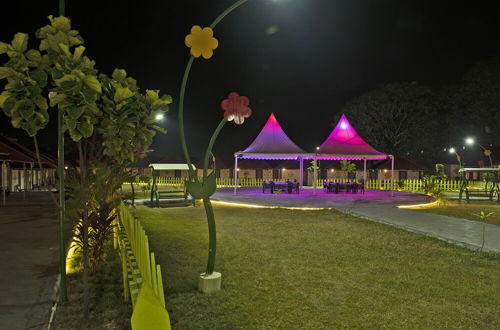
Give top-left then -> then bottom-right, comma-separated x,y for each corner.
221,92 -> 252,125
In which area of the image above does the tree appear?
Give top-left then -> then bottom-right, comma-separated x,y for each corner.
340,160 -> 356,175
440,56 -> 500,146
0,16 -> 171,318
342,82 -> 438,164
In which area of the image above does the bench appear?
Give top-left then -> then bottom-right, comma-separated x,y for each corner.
153,189 -> 194,207
463,181 -> 496,202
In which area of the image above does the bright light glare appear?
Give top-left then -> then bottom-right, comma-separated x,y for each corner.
465,137 -> 474,145
449,147 -> 456,154
316,146 -> 320,150
155,113 -> 164,121
340,122 -> 347,129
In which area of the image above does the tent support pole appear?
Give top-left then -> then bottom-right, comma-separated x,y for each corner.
391,155 -> 395,197
299,157 -> 303,190
313,155 -> 317,195
363,158 -> 367,184
233,155 -> 238,195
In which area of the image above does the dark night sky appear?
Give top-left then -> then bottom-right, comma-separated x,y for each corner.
1,0 -> 500,162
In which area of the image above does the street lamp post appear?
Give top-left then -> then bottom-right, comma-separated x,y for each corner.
448,147 -> 462,168
465,137 -> 493,168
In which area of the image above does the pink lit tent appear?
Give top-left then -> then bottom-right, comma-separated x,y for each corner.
233,113 -> 309,193
309,114 -> 394,194
233,113 -> 394,195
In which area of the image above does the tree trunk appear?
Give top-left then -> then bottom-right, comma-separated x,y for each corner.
78,141 -> 90,319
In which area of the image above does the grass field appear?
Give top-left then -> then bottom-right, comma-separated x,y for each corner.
419,200 -> 500,225
134,204 -> 500,329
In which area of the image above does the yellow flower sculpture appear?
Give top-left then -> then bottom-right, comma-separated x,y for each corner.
185,25 -> 218,59
484,149 -> 492,156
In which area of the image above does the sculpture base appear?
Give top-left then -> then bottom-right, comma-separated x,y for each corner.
198,272 -> 221,294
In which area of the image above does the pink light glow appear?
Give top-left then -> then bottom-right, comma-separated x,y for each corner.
317,114 -> 384,155
242,113 -> 305,154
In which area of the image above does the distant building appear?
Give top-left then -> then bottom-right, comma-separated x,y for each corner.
0,136 -> 57,192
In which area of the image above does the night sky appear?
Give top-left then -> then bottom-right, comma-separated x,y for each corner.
2,0 -> 500,162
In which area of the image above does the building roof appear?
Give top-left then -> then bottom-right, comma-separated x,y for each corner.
238,159 -> 273,169
0,140 -> 35,163
0,136 -> 56,168
315,114 -> 387,160
238,113 -> 306,159
149,163 -> 195,170
372,156 -> 427,171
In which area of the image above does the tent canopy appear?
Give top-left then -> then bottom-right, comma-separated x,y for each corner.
314,114 -> 387,160
237,113 -> 306,160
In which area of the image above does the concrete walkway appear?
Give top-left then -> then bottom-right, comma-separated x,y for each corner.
213,187 -> 500,253
0,192 -> 64,330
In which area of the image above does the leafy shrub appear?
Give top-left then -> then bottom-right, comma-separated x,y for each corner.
422,175 -> 443,198
137,174 -> 152,183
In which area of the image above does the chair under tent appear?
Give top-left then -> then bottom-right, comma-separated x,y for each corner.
149,163 -> 195,207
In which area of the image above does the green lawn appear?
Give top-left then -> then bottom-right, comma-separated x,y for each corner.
134,205 -> 500,329
420,200 -> 500,225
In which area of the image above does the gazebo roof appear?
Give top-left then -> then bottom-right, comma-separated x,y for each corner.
315,114 -> 387,160
238,113 -> 306,160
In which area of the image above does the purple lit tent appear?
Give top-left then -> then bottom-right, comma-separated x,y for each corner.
234,113 -> 309,194
309,114 -> 394,194
234,113 -> 394,196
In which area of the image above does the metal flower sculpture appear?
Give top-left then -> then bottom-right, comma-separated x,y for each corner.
221,92 -> 252,125
179,14 -> 255,291
184,26 -> 218,59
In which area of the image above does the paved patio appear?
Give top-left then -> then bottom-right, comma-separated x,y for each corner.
0,192 -> 65,330
213,187 -> 500,253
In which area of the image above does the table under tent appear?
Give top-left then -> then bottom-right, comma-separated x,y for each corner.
458,168 -> 500,202
149,163 -> 195,207
233,113 -> 394,195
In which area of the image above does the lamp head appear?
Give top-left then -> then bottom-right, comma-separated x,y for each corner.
155,113 -> 164,121
465,137 -> 474,145
449,147 -> 455,154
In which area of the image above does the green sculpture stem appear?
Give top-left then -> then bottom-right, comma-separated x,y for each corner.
201,119 -> 226,275
210,0 -> 249,29
202,197 -> 217,274
177,0 -> 251,276
178,56 -> 197,182
203,119 -> 227,180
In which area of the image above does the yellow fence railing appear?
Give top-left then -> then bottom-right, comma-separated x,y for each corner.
114,201 -> 170,329
135,177 -> 464,192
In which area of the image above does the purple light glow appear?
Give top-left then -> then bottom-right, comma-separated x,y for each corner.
317,114 -> 384,156
242,113 -> 305,154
